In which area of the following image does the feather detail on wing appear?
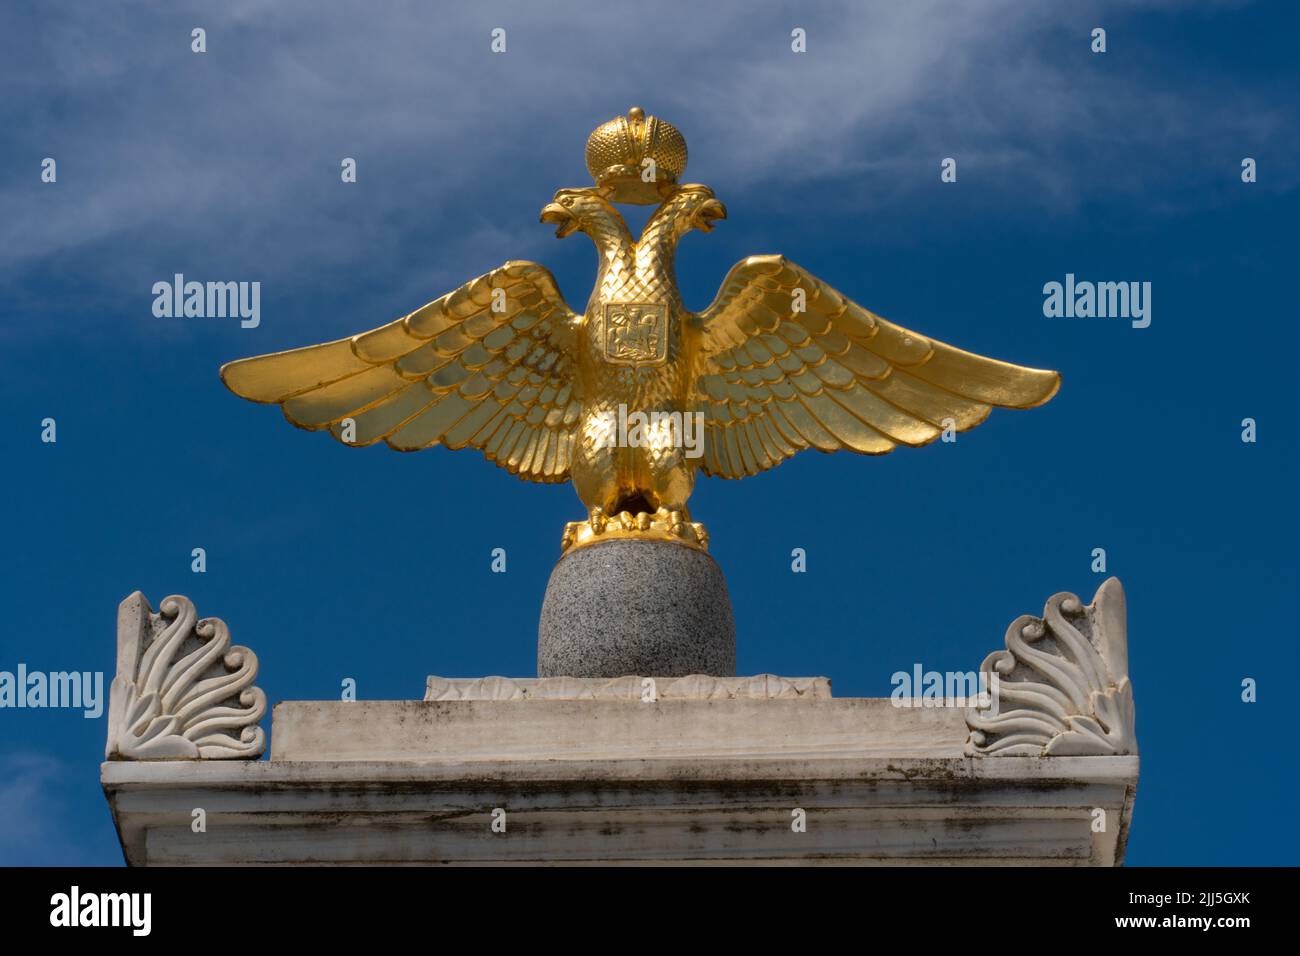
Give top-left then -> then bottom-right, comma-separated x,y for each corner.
692,255 -> 1060,478
219,261 -> 582,483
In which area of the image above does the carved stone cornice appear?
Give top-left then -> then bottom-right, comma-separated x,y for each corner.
966,577 -> 1135,757
106,592 -> 266,760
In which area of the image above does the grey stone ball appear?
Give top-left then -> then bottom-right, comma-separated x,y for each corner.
538,538 -> 736,678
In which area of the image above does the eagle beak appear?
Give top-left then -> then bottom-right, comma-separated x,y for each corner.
694,198 -> 727,232
540,202 -> 578,238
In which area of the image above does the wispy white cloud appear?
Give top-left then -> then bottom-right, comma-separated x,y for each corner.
0,0 -> 1289,310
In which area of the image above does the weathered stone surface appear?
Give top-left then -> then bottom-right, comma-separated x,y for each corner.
103,668 -> 1139,865
425,674 -> 829,701
272,697 -> 966,762
537,538 -> 735,678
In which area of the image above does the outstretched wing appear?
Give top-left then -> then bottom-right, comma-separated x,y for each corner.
692,255 -> 1059,478
220,261 -> 582,483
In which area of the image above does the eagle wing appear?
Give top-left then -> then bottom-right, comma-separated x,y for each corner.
692,255 -> 1059,478
220,261 -> 582,483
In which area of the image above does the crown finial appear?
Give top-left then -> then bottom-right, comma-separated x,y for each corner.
585,107 -> 687,205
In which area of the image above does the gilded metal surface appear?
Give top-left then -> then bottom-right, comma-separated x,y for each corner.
220,107 -> 1060,553
585,105 -> 686,204
562,507 -> 708,554
600,302 -> 668,366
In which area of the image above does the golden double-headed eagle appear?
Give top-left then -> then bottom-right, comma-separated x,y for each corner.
222,108 -> 1059,552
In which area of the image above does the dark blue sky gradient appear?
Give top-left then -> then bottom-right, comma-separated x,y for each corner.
1,1 -> 1296,865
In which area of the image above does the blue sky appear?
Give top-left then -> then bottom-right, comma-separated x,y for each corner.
1,0 -> 1296,865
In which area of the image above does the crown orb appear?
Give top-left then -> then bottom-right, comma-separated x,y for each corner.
584,106 -> 688,205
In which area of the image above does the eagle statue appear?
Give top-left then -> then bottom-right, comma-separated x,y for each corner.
221,107 -> 1059,553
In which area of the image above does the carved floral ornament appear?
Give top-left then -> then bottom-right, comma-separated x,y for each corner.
966,577 -> 1136,757
106,592 -> 266,760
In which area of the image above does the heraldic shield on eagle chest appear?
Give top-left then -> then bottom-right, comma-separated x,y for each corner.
221,107 -> 1060,554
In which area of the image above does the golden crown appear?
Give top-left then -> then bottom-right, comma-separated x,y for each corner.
585,106 -> 688,205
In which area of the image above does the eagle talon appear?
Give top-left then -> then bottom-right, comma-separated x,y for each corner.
589,508 -> 608,534
561,522 -> 579,551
